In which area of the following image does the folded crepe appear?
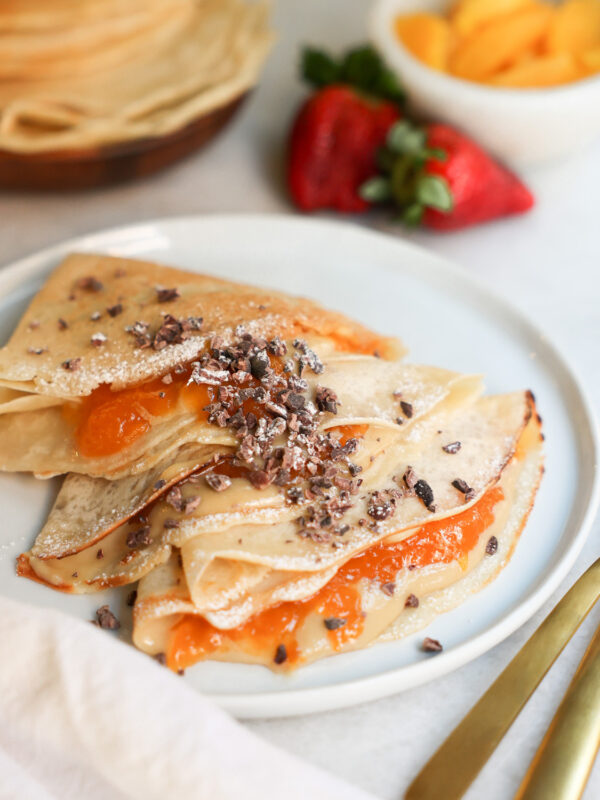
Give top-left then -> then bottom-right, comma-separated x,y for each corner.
9,253 -> 544,673
0,252 -> 403,478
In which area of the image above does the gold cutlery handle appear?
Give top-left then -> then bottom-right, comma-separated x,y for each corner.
405,558 -> 600,800
514,621 -> 600,800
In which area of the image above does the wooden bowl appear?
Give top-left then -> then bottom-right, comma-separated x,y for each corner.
0,92 -> 249,192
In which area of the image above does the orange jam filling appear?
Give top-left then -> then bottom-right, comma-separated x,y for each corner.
72,375 -> 192,458
71,360 -> 275,459
167,485 -> 504,671
72,356 -> 371,460
334,424 -> 369,445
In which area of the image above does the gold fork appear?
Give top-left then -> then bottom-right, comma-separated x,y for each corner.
514,617 -> 600,799
405,558 -> 600,800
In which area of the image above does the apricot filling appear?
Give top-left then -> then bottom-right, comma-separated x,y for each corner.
167,485 -> 504,671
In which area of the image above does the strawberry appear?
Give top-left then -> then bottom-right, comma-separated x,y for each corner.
361,120 -> 534,231
287,46 -> 405,213
288,85 -> 401,213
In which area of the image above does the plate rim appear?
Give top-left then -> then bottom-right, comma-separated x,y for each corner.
1,213 -> 598,719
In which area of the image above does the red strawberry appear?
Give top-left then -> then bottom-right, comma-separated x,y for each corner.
423,124 -> 534,231
361,120 -> 534,231
288,85 -> 401,213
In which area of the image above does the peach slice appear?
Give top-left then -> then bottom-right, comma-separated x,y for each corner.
491,51 -> 583,86
450,4 -> 554,81
545,0 -> 600,55
394,13 -> 453,70
451,0 -> 537,37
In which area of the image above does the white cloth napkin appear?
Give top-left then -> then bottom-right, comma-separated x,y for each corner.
0,596 -> 377,800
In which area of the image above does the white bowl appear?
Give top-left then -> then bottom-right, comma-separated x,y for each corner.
370,0 -> 600,165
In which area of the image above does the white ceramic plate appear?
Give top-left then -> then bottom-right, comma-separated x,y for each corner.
0,216 -> 597,719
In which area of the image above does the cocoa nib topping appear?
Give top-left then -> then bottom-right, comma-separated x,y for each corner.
205,473 -> 232,492
400,400 -> 414,418
76,275 -> 103,292
405,593 -> 419,608
107,303 -> 123,317
163,518 -> 180,529
250,350 -> 270,379
486,536 -> 498,555
415,479 -> 436,513
153,314 -> 203,351
248,470 -> 272,490
153,479 -> 166,491
96,548 -> 104,559
181,331 -> 362,533
156,287 -> 180,303
127,321 -> 152,348
403,466 -> 418,492
267,337 -> 287,357
452,478 -> 475,502
293,338 -> 324,375
182,496 -> 202,515
324,617 -> 347,630
367,489 -> 402,521
126,315 -> 203,350
165,485 -> 202,513
62,357 -> 81,371
126,526 -> 151,549
90,332 -> 107,347
58,318 -> 68,330
422,637 -> 443,653
287,487 -> 303,504
274,644 -> 288,664
381,582 -> 396,597
165,486 -> 183,511
315,386 -> 339,414
442,441 -> 461,454
95,605 -> 120,630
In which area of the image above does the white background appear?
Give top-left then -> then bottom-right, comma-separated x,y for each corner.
2,2 -> 599,798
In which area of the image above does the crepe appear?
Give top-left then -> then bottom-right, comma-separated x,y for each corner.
0,252 -> 404,478
0,360 -> 470,478
131,412 -> 543,668
0,252 -> 401,397
0,0 -> 275,153
8,253 -> 544,675
19,390 -> 531,608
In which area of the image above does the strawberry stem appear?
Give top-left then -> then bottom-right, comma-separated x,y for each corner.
360,119 -> 454,223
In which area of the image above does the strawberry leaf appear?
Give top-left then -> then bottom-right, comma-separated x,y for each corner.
360,177 -> 392,203
387,121 -> 427,156
403,203 -> 424,226
341,47 -> 384,91
301,45 -> 405,106
416,175 -> 454,213
302,48 -> 341,88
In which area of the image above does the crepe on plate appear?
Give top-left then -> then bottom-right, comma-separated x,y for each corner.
7,252 -> 543,672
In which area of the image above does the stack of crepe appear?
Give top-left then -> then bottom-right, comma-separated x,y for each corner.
0,0 -> 273,153
2,253 -> 543,672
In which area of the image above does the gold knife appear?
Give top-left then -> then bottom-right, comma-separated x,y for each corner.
405,557 -> 600,800
514,619 -> 600,800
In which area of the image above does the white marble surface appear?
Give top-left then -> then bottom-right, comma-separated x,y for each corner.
1,1 -> 599,798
